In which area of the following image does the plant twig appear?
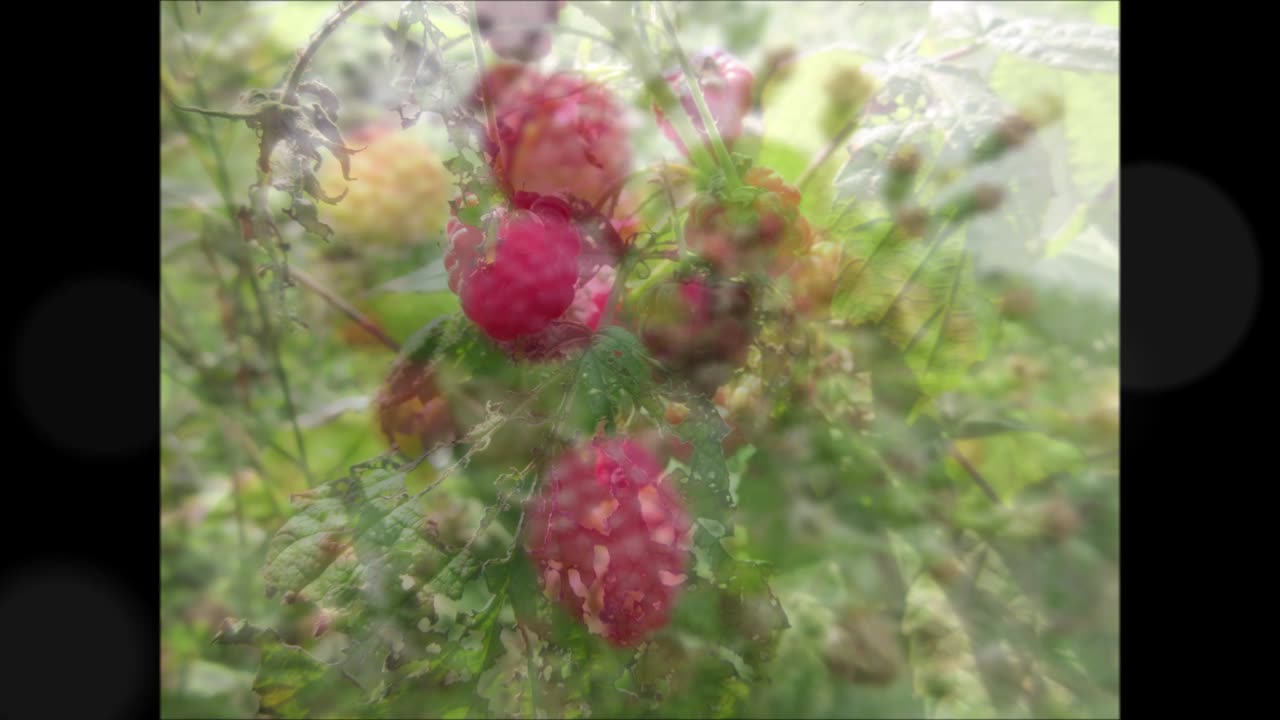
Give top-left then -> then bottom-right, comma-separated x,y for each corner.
950,445 -> 1002,505
289,266 -> 400,353
283,1 -> 368,103
654,0 -> 739,187
468,1 -> 501,169
798,115 -> 860,191
244,266 -> 314,485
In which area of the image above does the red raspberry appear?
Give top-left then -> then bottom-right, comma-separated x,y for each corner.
568,265 -> 616,331
653,48 -> 754,158
492,264 -> 617,361
473,66 -> 632,206
633,276 -> 755,395
685,166 -> 814,277
510,191 -> 626,284
448,196 -> 582,342
474,1 -> 566,63
448,191 -> 628,357
524,436 -> 692,647
373,359 -> 457,458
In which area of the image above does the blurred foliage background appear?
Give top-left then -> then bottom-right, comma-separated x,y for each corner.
161,2 -> 1118,717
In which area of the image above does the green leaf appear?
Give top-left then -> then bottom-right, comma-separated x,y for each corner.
672,395 -> 735,521
899,248 -> 1001,398
576,326 -> 660,430
983,18 -> 1118,73
365,292 -> 461,347
401,313 -> 464,365
947,432 -> 1085,512
831,217 -> 999,399
1061,72 -> 1119,199
213,620 -> 366,718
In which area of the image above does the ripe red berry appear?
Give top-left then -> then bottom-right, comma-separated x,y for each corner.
524,437 -> 692,647
653,48 -> 754,158
494,264 -> 617,361
685,166 -> 813,278
567,264 -> 616,331
474,1 -> 566,63
474,66 -> 632,206
447,191 -> 627,354
448,197 -> 583,342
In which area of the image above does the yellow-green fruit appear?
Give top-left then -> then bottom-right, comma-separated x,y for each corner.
317,122 -> 452,247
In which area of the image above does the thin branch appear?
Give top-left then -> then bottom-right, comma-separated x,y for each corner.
950,445 -> 1002,505
289,266 -> 400,353
798,115 -> 860,191
877,216 -> 960,326
283,1 -> 368,103
654,0 -> 739,187
245,266 -> 314,485
468,1 -> 501,171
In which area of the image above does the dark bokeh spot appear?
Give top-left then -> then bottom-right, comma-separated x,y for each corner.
0,564 -> 147,720
13,276 -> 155,456
1122,163 -> 1261,392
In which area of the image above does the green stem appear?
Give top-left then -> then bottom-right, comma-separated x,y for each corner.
629,257 -> 678,298
245,263 -> 314,486
603,11 -> 716,178
599,251 -> 636,330
660,160 -> 687,258
797,114 -> 860,191
654,1 -> 740,188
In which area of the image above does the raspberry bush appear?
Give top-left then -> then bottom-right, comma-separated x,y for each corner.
163,2 -> 1119,718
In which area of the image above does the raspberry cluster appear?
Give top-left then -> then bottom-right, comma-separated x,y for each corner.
524,436 -> 692,647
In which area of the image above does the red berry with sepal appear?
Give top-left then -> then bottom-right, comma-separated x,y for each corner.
633,274 -> 756,395
653,48 -> 754,158
449,196 -> 583,342
448,190 -> 629,359
524,436 -> 692,647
